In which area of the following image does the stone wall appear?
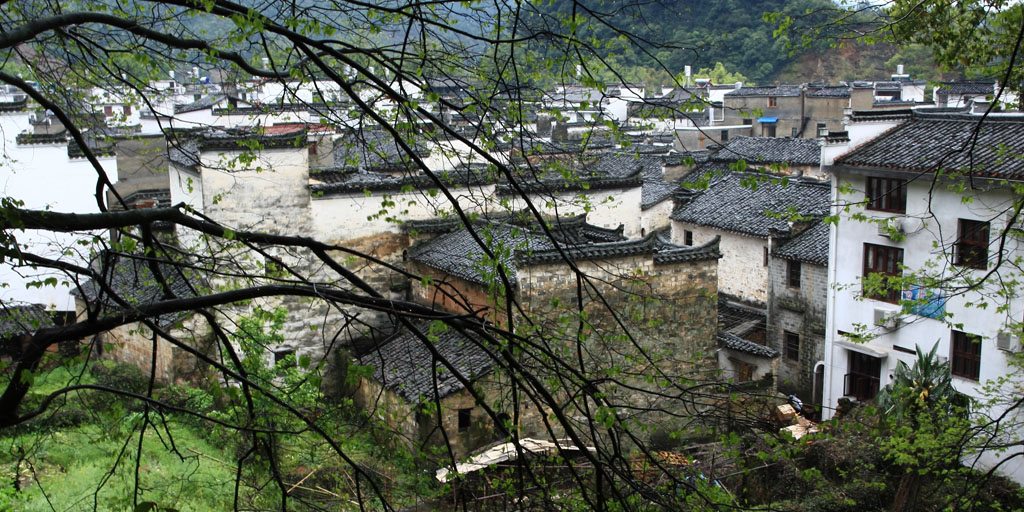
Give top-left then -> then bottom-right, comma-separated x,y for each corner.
406,248 -> 720,442
79,301 -> 212,384
352,370 -> 509,460
767,257 -> 827,403
673,222 -> 768,305
722,95 -> 803,138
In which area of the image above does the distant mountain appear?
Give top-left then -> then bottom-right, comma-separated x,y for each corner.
535,0 -> 936,87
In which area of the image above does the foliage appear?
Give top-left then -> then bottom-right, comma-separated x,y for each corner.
875,343 -> 972,423
882,0 -> 1024,102
694,62 -> 748,85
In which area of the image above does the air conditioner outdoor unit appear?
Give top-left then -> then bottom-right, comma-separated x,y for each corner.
997,332 -> 1020,352
873,308 -> 900,330
877,217 -> 905,239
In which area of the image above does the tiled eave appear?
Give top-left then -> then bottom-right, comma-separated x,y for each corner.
825,163 -> 1024,184
718,332 -> 779,358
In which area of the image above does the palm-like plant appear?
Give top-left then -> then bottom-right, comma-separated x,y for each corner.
876,342 -> 972,422
875,343 -> 973,512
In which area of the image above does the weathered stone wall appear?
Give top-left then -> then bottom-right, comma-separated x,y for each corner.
352,371 -> 509,460
641,199 -> 674,235
673,221 -> 768,305
406,249 -> 720,442
722,95 -> 803,138
199,147 -> 312,235
803,96 -> 848,138
767,257 -> 827,403
78,300 -> 212,384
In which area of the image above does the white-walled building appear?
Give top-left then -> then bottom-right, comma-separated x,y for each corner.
823,111 -> 1024,482
0,97 -> 118,311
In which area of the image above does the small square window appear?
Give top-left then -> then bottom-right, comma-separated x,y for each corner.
123,105 -> 131,116
784,331 -> 800,361
684,230 -> 693,246
273,348 -> 295,367
787,260 -> 801,288
817,122 -> 828,137
742,119 -> 752,126
720,130 -> 729,142
457,408 -> 472,432
768,96 -> 777,108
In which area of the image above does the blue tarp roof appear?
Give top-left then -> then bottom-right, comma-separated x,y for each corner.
757,117 -> 778,123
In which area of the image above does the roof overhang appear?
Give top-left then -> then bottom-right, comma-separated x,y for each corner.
835,339 -> 889,359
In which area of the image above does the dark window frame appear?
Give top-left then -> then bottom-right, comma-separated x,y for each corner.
951,330 -> 982,381
684,230 -> 693,246
273,348 -> 295,367
787,260 -> 801,288
863,243 -> 903,303
845,351 -> 882,401
764,246 -> 769,267
457,408 -> 472,432
784,331 -> 800,361
955,219 -> 989,270
767,96 -> 777,108
865,177 -> 907,213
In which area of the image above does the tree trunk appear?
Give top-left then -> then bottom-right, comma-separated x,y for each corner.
890,470 -> 921,512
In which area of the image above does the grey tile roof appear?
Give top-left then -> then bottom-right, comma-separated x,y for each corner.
725,86 -> 801,98
409,217 -> 720,287
75,255 -> 206,329
174,94 -> 226,114
937,81 -> 995,95
310,167 -> 494,195
671,168 -> 831,238
718,297 -> 766,332
333,129 -> 430,172
357,323 -> 495,402
774,220 -> 830,266
0,304 -> 54,339
168,127 -> 308,152
167,138 -> 200,170
495,157 -> 643,196
807,86 -> 850,98
710,136 -> 821,167
718,332 -> 779,358
833,112 -> 1024,180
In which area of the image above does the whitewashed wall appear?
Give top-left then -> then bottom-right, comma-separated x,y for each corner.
672,221 -> 769,304
824,170 -> 1024,483
0,111 -> 118,310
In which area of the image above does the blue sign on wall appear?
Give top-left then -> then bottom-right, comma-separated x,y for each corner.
902,286 -> 946,320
